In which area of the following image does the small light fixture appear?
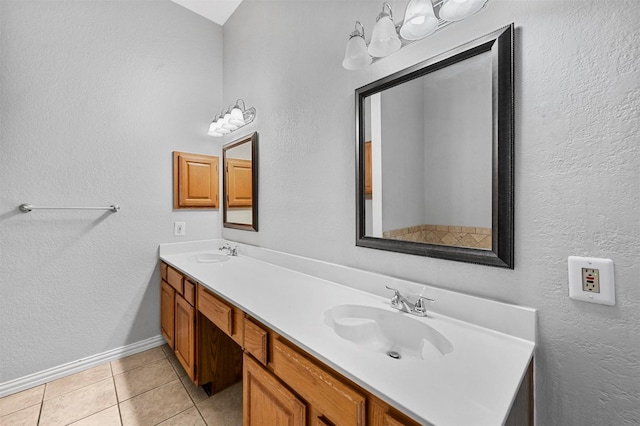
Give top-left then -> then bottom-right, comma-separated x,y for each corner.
207,100 -> 256,137
399,0 -> 438,40
342,21 -> 372,70
368,3 -> 401,58
439,0 -> 487,22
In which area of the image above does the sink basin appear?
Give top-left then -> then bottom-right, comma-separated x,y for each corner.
324,304 -> 453,360
187,253 -> 230,263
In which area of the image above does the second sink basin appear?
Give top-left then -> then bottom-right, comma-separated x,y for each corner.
188,253 -> 230,263
324,304 -> 453,360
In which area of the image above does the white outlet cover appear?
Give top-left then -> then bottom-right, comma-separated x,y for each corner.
174,221 -> 186,236
568,256 -> 615,306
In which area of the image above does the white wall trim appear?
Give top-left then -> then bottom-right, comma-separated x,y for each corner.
0,335 -> 165,398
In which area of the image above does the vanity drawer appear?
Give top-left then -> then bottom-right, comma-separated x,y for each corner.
166,266 -> 183,295
244,317 -> 268,365
197,286 -> 233,336
160,262 -> 168,281
183,279 -> 195,306
271,338 -> 365,426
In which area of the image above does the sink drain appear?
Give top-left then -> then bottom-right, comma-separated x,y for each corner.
387,350 -> 401,359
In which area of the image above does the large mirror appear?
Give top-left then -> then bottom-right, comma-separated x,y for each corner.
223,132 -> 258,231
356,25 -> 514,268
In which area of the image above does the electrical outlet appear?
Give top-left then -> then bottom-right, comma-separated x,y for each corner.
174,221 -> 186,236
568,256 -> 614,305
582,268 -> 600,293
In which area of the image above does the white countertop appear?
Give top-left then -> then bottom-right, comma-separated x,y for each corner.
160,240 -> 535,426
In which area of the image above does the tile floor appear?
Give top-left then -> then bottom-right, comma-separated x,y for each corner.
0,345 -> 242,426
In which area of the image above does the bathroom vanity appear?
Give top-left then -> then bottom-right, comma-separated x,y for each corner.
159,240 -> 535,425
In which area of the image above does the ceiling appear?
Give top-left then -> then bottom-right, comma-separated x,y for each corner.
170,0 -> 242,26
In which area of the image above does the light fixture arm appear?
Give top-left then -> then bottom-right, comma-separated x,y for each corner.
234,99 -> 247,111
377,2 -> 394,22
349,21 -> 365,39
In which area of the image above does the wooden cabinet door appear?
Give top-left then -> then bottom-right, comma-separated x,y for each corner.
364,141 -> 372,196
173,151 -> 219,208
225,158 -> 253,208
160,280 -> 175,349
243,354 -> 306,426
175,294 -> 196,381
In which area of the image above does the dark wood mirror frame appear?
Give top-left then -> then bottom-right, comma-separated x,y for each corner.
355,25 -> 514,268
223,132 -> 258,232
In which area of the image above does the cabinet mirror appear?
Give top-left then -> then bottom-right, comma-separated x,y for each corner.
223,132 -> 258,231
356,25 -> 514,268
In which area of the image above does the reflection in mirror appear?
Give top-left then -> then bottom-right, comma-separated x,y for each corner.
223,132 -> 258,231
356,25 -> 514,268
364,52 -> 492,249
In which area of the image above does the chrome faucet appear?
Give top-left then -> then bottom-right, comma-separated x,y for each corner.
385,286 -> 434,317
219,243 -> 238,256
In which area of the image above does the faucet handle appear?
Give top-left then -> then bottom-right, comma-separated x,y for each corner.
385,285 -> 402,305
414,296 -> 435,315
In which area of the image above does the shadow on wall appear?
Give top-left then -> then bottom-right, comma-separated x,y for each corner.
107,266 -> 162,350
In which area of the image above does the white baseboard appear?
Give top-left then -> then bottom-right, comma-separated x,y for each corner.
0,335 -> 166,398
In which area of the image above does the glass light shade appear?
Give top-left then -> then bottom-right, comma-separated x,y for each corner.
399,0 -> 438,40
216,118 -> 230,134
207,122 -> 218,135
342,35 -> 372,70
222,112 -> 238,130
439,0 -> 486,22
368,15 -> 401,57
229,107 -> 245,126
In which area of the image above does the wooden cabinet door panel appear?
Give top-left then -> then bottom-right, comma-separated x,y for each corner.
364,141 -> 372,196
226,158 -> 253,208
175,295 -> 195,381
243,354 -> 306,426
160,280 -> 175,349
173,151 -> 219,208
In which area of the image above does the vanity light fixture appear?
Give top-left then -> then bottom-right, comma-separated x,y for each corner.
208,99 -> 256,138
342,0 -> 490,70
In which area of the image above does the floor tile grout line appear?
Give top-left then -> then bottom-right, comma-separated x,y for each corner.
40,364 -> 113,404
152,404 -> 197,426
37,383 -> 45,426
112,352 -> 170,377
116,377 -> 184,406
64,404 -> 120,426
110,362 -> 124,426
